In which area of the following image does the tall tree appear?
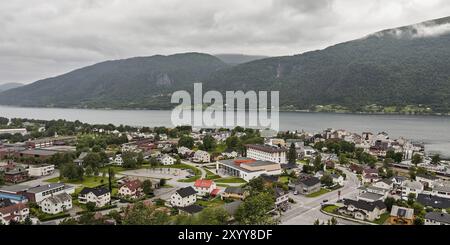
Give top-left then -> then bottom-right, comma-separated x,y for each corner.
235,192 -> 277,225
288,143 -> 297,164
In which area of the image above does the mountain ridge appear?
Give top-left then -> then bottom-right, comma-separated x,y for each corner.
1,17 -> 450,113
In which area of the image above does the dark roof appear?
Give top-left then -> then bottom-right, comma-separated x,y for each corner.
417,194 -> 450,209
274,187 -> 288,198
178,204 -> 204,214
425,212 -> 450,224
417,174 -> 439,180
281,163 -> 298,170
176,186 -> 197,198
224,187 -> 245,195
260,174 -> 279,183
0,198 -> 13,208
79,187 -> 109,197
344,199 -> 386,212
296,177 -> 320,187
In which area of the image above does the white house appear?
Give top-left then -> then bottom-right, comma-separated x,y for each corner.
0,201 -> 29,225
246,144 -> 287,164
28,164 -> 55,177
416,174 -> 440,189
113,155 -> 124,166
372,179 -> 394,192
331,174 -> 345,186
178,146 -> 193,156
216,158 -> 282,182
303,146 -> 317,159
26,183 -> 75,203
401,180 -> 424,199
78,187 -> 111,207
160,154 -> 176,166
193,150 -> 210,163
118,180 -> 143,199
39,193 -> 72,215
193,179 -> 217,196
171,186 -> 197,207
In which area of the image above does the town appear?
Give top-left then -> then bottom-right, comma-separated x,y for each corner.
1,117 -> 449,226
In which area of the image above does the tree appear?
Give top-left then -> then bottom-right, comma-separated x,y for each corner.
136,152 -> 145,166
407,193 -> 417,205
142,180 -> 153,195
286,143 -> 297,164
59,218 -> 78,225
85,165 -> 94,177
178,135 -> 194,149
86,202 -> 96,212
23,216 -> 33,225
411,154 -> 423,165
83,152 -> 102,169
201,135 -> 216,152
235,192 -> 277,225
320,174 -> 333,187
313,155 -> 323,172
330,217 -> 338,225
122,152 -> 137,169
248,177 -> 265,195
384,197 -> 396,211
196,207 -> 230,225
393,152 -> 403,163
159,178 -> 166,187
431,154 -> 441,165
0,173 -> 4,185
313,219 -> 320,225
339,154 -> 349,165
414,217 -> 424,225
122,202 -> 171,225
0,117 -> 9,125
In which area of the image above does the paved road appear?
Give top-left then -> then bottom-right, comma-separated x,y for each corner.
0,170 -> 60,189
281,167 -> 361,225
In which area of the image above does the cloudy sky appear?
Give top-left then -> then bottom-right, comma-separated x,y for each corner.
1,0 -> 450,85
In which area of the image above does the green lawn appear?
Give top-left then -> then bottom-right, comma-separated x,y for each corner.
204,168 -> 221,180
214,177 -> 246,184
196,197 -> 226,208
279,176 -> 293,184
306,188 -> 331,198
322,205 -> 339,213
46,176 -> 110,188
373,213 -> 390,225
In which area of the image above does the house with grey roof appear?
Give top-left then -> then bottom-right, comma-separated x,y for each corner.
339,199 -> 387,222
401,180 -> 424,199
425,212 -> 450,225
170,186 -> 197,207
417,194 -> 450,209
39,193 -> 72,215
291,177 -> 321,195
432,185 -> 450,199
25,183 -> 75,203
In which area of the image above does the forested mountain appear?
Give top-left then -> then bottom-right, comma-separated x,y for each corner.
0,53 -> 227,109
205,16 -> 450,113
1,17 -> 449,113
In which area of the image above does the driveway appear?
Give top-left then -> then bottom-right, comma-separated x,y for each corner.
280,166 -> 361,225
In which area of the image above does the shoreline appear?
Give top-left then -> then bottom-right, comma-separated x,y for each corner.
1,104 -> 449,117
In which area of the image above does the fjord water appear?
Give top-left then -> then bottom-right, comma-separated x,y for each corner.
0,105 -> 449,157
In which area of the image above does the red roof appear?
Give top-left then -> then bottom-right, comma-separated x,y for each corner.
122,180 -> 142,191
210,189 -> 221,196
194,179 -> 214,188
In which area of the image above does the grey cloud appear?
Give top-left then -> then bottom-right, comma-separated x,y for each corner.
1,0 -> 450,84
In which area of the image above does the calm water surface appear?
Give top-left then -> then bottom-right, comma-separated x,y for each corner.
1,106 -> 449,157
